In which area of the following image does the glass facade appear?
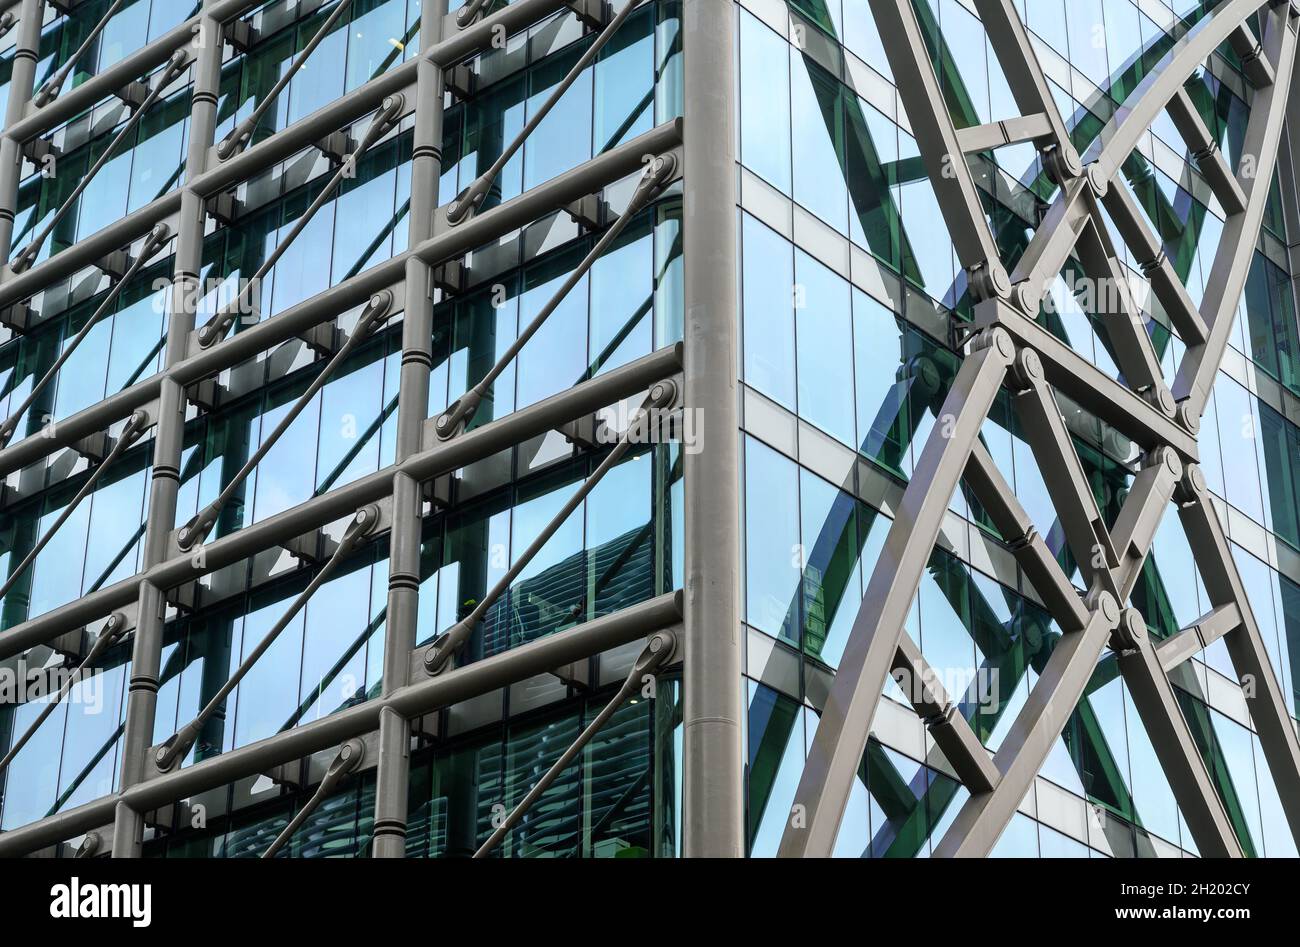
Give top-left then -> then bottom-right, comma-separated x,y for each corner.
0,0 -> 1297,860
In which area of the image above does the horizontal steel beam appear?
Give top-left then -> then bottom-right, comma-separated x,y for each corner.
0,343 -> 682,660
975,299 -> 1200,458
5,0 -> 258,144
0,0 -> 579,298
0,121 -> 682,477
0,591 -> 682,856
1155,603 -> 1242,670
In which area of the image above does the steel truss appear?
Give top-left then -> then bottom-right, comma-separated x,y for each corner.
0,0 -> 742,857
778,0 -> 1300,858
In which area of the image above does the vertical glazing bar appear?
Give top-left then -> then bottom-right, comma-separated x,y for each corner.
680,0 -> 743,857
0,0 -> 44,262
371,0 -> 447,858
111,6 -> 223,857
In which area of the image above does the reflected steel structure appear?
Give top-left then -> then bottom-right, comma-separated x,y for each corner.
0,0 -> 1296,860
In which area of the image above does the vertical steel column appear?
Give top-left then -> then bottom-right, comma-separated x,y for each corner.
112,6 -> 222,857
680,0 -> 743,857
0,0 -> 44,262
371,0 -> 446,858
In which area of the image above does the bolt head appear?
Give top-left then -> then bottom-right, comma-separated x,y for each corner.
1085,163 -> 1109,196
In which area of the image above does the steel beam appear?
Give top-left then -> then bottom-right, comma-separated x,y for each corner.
1007,348 -> 1121,594
0,344 -> 683,662
1178,468 -> 1300,841
1174,4 -> 1299,417
1156,604 -> 1243,670
932,595 -> 1120,857
679,0 -> 743,858
0,592 -> 683,857
0,121 -> 682,477
868,0 -> 1009,300
111,2 -> 226,859
963,441 -> 1089,632
0,0 -> 42,262
777,329 -> 1014,858
1100,178 -> 1209,345
1166,87 -> 1248,216
976,298 -> 1199,458
1117,627 -> 1244,856
370,0 -> 448,861
893,633 -> 999,793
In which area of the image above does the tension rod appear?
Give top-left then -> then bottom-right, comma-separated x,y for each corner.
0,223 -> 172,449
445,0 -> 640,225
424,378 -> 678,675
10,49 -> 190,274
434,152 -> 676,440
0,612 -> 128,779
0,410 -> 149,602
156,506 -> 381,772
196,94 -> 405,348
32,0 -> 130,107
179,291 -> 393,551
263,738 -> 365,858
217,0 -> 357,160
474,629 -> 675,858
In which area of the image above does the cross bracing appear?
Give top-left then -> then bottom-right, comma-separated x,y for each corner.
0,0 -> 1296,860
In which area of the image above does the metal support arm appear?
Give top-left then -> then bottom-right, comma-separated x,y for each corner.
178,291 -> 394,551
0,223 -> 172,448
473,629 -> 675,857
11,50 -> 191,274
0,410 -> 150,603
262,738 -> 365,857
424,378 -> 678,674
433,152 -> 676,438
154,505 -> 381,771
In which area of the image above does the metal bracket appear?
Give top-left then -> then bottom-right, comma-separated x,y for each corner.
566,193 -> 607,231
444,63 -> 476,102
49,628 -> 91,663
280,528 -> 341,566
560,413 -> 601,449
421,473 -> 453,509
164,580 -> 201,614
71,431 -> 111,464
223,18 -> 258,53
566,0 -> 611,30
21,137 -> 61,166
206,191 -> 241,227
315,130 -> 355,166
0,303 -> 36,333
298,321 -> 343,357
184,377 -> 226,413
432,258 -> 467,295
113,80 -> 150,111
549,659 -> 592,690
96,248 -> 131,281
